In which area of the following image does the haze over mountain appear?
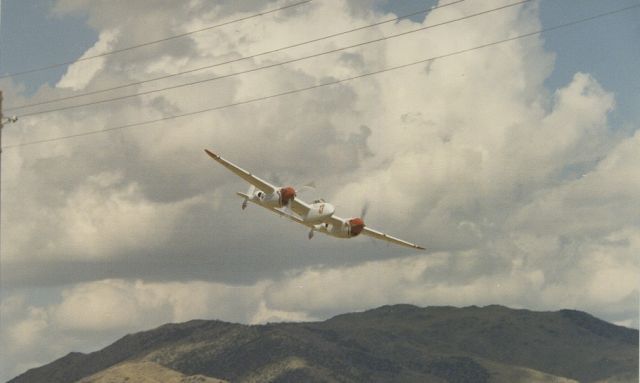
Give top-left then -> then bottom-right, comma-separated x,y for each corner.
9,305 -> 638,383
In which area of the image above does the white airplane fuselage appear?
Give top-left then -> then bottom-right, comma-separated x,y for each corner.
240,188 -> 336,224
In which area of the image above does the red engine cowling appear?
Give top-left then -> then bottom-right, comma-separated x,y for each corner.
348,218 -> 365,237
279,187 -> 296,206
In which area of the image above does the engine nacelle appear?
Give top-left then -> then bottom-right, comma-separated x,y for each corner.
253,186 -> 296,208
347,217 -> 365,237
279,187 -> 296,206
304,201 -> 335,223
323,217 -> 364,238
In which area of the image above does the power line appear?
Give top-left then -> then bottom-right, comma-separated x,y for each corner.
5,0 -> 464,112
0,1 -> 312,80
3,3 -> 638,150
16,0 -> 519,118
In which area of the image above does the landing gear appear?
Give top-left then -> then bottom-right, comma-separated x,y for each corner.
242,199 -> 248,210
308,229 -> 314,239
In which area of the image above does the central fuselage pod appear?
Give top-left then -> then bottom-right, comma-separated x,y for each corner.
304,201 -> 335,223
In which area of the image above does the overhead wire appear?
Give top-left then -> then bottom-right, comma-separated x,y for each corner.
15,0 -> 527,118
0,0 -> 313,80
3,3 -> 638,150
6,0 -> 464,112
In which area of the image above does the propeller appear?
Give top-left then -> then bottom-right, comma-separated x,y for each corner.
360,201 -> 370,220
271,172 -> 315,194
360,201 -> 382,246
297,181 -> 316,193
286,181 -> 315,212
270,173 -> 285,186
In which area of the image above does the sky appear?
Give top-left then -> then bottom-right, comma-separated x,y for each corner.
1,0 -> 639,380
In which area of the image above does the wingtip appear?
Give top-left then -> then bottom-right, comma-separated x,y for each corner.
204,149 -> 219,159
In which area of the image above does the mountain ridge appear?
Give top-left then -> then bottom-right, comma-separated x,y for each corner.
9,304 -> 638,383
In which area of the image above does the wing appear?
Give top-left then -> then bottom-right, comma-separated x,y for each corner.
361,226 -> 425,250
268,206 -> 314,228
205,149 -> 276,194
289,198 -> 312,218
236,191 -> 314,228
325,214 -> 347,228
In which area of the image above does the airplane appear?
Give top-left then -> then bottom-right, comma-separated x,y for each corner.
205,149 -> 425,250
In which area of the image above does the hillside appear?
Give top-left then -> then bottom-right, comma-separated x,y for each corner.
9,305 -> 638,383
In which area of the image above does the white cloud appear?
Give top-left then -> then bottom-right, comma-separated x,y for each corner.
45,278 -> 314,334
4,170 -> 204,262
251,300 -> 317,324
54,280 -> 146,331
264,253 -> 544,316
57,29 -> 120,91
1,296 -> 61,381
1,0 -> 638,380
511,128 -> 640,237
2,297 -> 49,352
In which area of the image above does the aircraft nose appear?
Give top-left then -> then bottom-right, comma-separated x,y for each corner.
325,203 -> 336,216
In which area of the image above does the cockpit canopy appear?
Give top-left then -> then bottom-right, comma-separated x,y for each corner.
312,199 -> 325,204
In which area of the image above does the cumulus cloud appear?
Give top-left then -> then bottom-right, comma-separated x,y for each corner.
57,29 -> 120,91
1,0 -> 638,380
4,170 -> 204,262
